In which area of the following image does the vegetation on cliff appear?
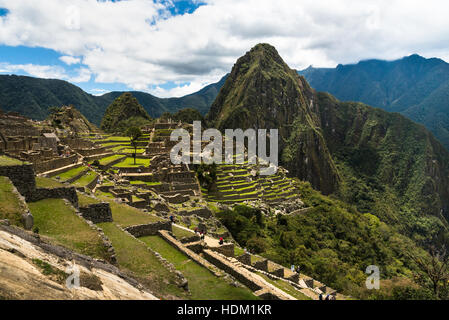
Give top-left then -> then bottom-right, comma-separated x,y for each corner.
100,93 -> 151,133
299,55 -> 449,150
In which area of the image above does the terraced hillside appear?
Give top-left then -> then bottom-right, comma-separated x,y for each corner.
205,163 -> 301,206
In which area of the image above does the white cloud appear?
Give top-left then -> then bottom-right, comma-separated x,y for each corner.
59,55 -> 81,65
1,0 -> 449,96
0,62 -> 91,83
0,63 -> 68,79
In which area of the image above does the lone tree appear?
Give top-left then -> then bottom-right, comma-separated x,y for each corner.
126,126 -> 142,165
407,233 -> 449,298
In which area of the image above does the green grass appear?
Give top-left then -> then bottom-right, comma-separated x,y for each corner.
172,225 -> 195,239
95,190 -> 115,199
105,136 -> 132,141
95,155 -> 125,166
132,195 -> 145,202
56,166 -> 87,182
98,222 -> 187,299
130,180 -> 160,186
255,272 -> 311,300
121,148 -> 145,154
28,199 -> 109,260
113,157 -> 151,168
0,155 -> 25,166
140,235 -> 258,300
0,176 -> 25,225
101,142 -> 129,147
32,259 -> 68,284
77,192 -> 100,207
234,246 -> 245,257
73,171 -> 97,187
101,199 -> 161,227
35,177 -> 65,188
110,146 -> 127,152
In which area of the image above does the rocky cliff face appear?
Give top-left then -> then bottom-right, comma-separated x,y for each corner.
207,43 -> 449,227
48,105 -> 99,134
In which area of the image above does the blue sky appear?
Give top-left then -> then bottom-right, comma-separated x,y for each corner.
1,0 -> 449,97
0,0 -> 207,96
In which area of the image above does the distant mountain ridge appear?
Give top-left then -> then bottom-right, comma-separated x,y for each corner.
208,43 -> 449,237
0,74 -> 227,126
299,54 -> 449,149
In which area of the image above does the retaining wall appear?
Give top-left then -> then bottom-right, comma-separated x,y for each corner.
79,203 -> 113,224
125,221 -> 172,237
0,164 -> 36,196
33,155 -> 78,174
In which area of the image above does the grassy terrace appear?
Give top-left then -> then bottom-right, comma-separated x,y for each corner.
255,272 -> 311,300
35,177 -> 65,188
0,155 -> 25,166
72,170 -> 97,187
103,136 -> 133,142
130,180 -> 161,186
28,199 -> 110,260
93,155 -> 125,166
0,176 -> 25,225
56,166 -> 87,182
172,225 -> 195,239
77,192 -> 100,207
98,222 -> 187,299
120,148 -> 145,154
95,196 -> 161,228
100,142 -> 130,147
95,190 -> 115,199
113,157 -> 151,168
140,235 -> 258,300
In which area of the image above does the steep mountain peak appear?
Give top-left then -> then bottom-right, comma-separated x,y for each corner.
207,43 -> 314,130
100,92 -> 151,133
207,43 -> 339,194
232,43 -> 290,77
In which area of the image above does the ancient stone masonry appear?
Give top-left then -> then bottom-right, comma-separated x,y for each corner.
0,164 -> 36,196
86,174 -> 99,190
237,252 -> 252,265
33,154 -> 78,174
60,137 -> 97,150
79,203 -> 113,224
178,207 -> 212,218
29,187 -> 78,207
158,230 -> 222,277
1,176 -> 34,230
124,221 -> 172,237
210,243 -> 235,258
75,146 -> 109,157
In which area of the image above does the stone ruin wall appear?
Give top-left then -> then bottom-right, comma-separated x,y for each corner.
79,203 -> 113,224
124,221 -> 172,237
33,154 -> 78,174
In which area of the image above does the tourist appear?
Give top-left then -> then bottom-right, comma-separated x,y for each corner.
296,266 -> 300,274
169,215 -> 174,224
325,294 -> 330,301
291,265 -> 295,272
219,237 -> 224,245
194,227 -> 199,234
319,293 -> 323,300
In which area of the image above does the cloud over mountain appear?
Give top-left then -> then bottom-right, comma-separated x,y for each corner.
1,0 -> 449,96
